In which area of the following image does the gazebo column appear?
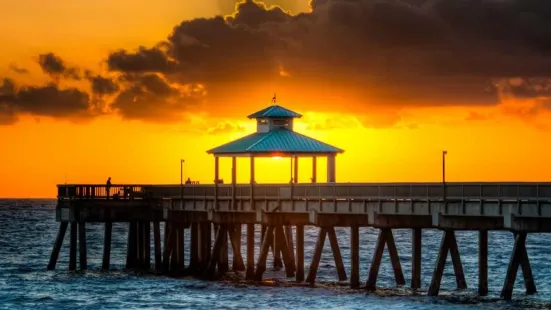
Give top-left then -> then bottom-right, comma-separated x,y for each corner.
246,156 -> 255,279
312,156 -> 317,183
214,156 -> 219,202
327,154 -> 336,183
294,156 -> 299,183
231,156 -> 237,208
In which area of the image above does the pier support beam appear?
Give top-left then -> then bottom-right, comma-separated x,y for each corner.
102,222 -> 112,270
478,230 -> 488,296
69,222 -> 77,271
428,230 -> 467,296
306,227 -> 346,284
78,222 -> 87,270
254,225 -> 274,281
47,222 -> 68,270
126,222 -> 137,269
230,224 -> 245,271
205,224 -> 227,278
218,225 -> 229,273
153,221 -> 162,271
366,228 -> 405,290
411,228 -> 422,289
296,225 -> 305,282
275,225 -> 295,278
501,232 -> 537,300
246,223 -> 255,280
350,226 -> 360,288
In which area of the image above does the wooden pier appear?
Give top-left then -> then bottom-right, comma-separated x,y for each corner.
48,181 -> 551,300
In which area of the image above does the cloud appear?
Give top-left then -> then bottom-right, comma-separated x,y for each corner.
111,74 -> 205,122
207,121 -> 246,134
107,46 -> 178,73
38,53 -> 80,80
9,0 -> 551,125
86,73 -> 119,95
0,78 -> 93,122
9,64 -> 29,74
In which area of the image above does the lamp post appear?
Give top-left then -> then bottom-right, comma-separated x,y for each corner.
180,159 -> 185,208
442,150 -> 447,201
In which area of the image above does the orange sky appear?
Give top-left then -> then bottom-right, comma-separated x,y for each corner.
2,0 -> 551,198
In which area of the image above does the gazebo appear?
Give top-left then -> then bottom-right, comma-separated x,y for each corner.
207,103 -> 344,185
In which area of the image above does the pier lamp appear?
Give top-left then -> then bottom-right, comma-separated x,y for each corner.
442,150 -> 447,200
180,159 -> 185,208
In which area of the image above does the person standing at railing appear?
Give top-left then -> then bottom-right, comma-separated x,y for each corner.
106,177 -> 112,199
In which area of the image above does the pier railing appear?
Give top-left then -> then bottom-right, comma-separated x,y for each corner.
57,182 -> 551,201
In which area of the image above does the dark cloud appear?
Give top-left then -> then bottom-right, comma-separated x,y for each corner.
38,53 -> 80,80
504,78 -> 551,99
0,78 -> 93,120
111,74 -> 204,122
9,64 -> 29,74
105,0 -> 551,110
107,46 -> 178,73
10,0 -> 551,125
87,74 -> 119,95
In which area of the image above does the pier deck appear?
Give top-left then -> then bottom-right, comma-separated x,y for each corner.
50,181 -> 551,300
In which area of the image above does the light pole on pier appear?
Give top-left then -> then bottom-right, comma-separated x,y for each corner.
180,159 -> 185,208
442,150 -> 447,201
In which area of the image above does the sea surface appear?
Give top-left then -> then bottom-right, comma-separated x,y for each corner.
1,199 -> 550,310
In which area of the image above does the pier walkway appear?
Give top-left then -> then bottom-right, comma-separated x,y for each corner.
49,181 -> 551,300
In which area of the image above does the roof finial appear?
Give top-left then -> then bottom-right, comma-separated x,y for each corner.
272,93 -> 276,104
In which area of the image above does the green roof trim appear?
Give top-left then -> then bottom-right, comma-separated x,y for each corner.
247,105 -> 302,119
207,128 -> 343,155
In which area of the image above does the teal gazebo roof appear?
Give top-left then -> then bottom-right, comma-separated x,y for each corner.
247,105 -> 302,119
207,128 -> 343,155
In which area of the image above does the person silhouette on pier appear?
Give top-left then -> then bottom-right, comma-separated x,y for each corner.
185,177 -> 192,185
106,177 -> 112,199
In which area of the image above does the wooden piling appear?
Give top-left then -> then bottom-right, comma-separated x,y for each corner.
428,230 -> 466,296
275,225 -> 295,277
501,232 -> 536,300
411,228 -> 422,289
273,226 -> 283,269
69,222 -> 77,271
153,221 -> 162,271
162,224 -> 174,272
144,221 -> 151,270
448,231 -> 467,289
285,226 -> 296,271
306,227 -> 327,284
190,223 -> 199,272
200,222 -> 212,271
47,222 -> 68,270
327,227 -> 347,281
218,225 -> 229,273
205,224 -> 226,278
246,223 -> 255,280
78,222 -> 87,270
254,225 -> 274,281
350,226 -> 360,288
366,229 -> 386,290
386,229 -> 405,286
231,224 -> 245,271
296,225 -> 305,283
102,222 -> 112,270
177,226 -> 186,271
478,230 -> 488,296
366,229 -> 405,290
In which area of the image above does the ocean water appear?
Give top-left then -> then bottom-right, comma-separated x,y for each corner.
1,199 -> 550,310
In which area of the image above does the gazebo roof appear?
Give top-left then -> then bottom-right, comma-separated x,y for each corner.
247,105 -> 302,119
207,128 -> 343,155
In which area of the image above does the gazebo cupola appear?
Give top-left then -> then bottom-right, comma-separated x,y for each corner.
248,104 -> 302,133
207,102 -> 344,185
